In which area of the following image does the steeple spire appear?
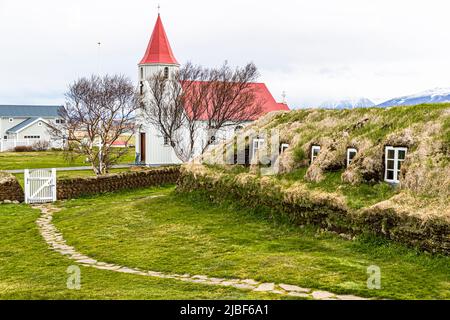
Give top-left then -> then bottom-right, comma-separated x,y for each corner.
139,14 -> 178,65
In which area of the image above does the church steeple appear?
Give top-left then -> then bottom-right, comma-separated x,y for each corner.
139,14 -> 179,65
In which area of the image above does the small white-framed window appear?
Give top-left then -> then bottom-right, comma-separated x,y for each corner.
385,146 -> 407,183
281,143 -> 290,153
234,125 -> 244,133
347,148 -> 357,167
38,121 -> 42,126
164,67 -> 169,79
163,135 -> 170,146
3,136 -> 7,140
311,145 -> 320,162
8,118 -> 13,122
252,138 -> 265,159
140,67 -> 144,79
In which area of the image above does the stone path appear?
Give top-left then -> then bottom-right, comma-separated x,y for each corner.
35,201 -> 367,300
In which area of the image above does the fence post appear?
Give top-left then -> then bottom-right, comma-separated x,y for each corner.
24,169 -> 29,204
51,168 -> 57,202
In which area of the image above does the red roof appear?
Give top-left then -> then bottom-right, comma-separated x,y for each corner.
182,82 -> 289,121
139,14 -> 178,65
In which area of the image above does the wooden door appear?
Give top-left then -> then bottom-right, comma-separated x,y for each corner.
140,133 -> 146,163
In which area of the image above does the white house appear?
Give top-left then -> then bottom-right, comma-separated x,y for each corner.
0,105 -> 65,152
135,14 -> 289,165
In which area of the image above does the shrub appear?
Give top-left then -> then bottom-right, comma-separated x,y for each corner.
32,140 -> 50,151
14,146 -> 33,152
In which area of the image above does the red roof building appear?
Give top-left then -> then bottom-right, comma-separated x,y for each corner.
140,14 -> 179,65
139,14 -> 289,117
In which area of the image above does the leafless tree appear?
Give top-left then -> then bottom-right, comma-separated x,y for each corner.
140,61 -> 262,162
49,75 -> 139,175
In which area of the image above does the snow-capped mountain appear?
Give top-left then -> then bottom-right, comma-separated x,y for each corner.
319,97 -> 375,109
377,87 -> 450,107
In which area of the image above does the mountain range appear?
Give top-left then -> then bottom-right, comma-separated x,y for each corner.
376,87 -> 450,107
318,87 -> 450,109
319,98 -> 375,109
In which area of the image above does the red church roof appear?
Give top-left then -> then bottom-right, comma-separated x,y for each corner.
182,82 -> 289,121
139,14 -> 179,65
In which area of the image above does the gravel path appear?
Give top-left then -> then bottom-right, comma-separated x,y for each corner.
35,201 -> 367,300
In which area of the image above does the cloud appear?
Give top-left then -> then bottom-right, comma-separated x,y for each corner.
1,0 -> 450,107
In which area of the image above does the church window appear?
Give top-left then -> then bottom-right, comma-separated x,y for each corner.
9,118 -> 13,122
163,135 -> 170,146
164,67 -> 169,79
140,81 -> 144,95
140,67 -> 144,79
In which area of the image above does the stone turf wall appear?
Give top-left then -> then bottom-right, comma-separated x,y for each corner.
0,172 -> 24,203
57,167 -> 180,200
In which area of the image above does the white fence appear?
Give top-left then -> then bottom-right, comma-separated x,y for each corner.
24,169 -> 57,204
0,139 -> 37,152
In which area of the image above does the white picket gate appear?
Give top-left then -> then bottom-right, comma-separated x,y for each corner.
24,169 -> 57,204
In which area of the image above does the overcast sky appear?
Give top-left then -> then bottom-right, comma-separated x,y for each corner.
1,0 -> 450,108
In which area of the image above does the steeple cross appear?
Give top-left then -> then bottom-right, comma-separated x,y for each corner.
157,4 -> 160,14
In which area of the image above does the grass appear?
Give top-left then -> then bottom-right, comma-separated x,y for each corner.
52,186 -> 450,300
0,148 -> 135,171
0,202 -> 279,299
276,168 -> 396,209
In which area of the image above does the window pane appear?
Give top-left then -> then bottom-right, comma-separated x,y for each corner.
398,161 -> 402,170
387,149 -> 395,159
397,170 -> 401,178
387,170 -> 394,180
398,150 -> 406,160
387,160 -> 395,170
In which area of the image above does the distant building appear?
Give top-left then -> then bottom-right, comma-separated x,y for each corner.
136,14 -> 289,165
0,105 -> 65,152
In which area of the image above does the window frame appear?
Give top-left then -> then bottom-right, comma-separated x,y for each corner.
163,135 -> 170,147
346,148 -> 358,167
252,138 -> 265,159
384,146 -> 408,183
281,143 -> 290,153
164,67 -> 169,79
311,145 -> 321,163
8,118 -> 13,122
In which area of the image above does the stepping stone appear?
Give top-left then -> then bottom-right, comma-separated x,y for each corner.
279,284 -> 310,293
147,271 -> 163,277
288,292 -> 310,298
221,280 -> 240,286
76,258 -> 97,264
270,289 -> 285,295
118,267 -> 142,274
254,283 -> 275,292
312,291 -> 335,300
241,279 -> 259,285
232,283 -> 256,290
336,295 -> 368,300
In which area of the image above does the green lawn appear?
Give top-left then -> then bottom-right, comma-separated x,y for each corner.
0,203 -> 278,299
52,186 -> 450,300
0,148 -> 135,171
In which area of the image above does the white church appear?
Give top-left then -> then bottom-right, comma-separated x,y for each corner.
135,14 -> 289,165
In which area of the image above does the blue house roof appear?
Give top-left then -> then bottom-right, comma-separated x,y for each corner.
6,117 -> 41,134
0,105 -> 63,117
